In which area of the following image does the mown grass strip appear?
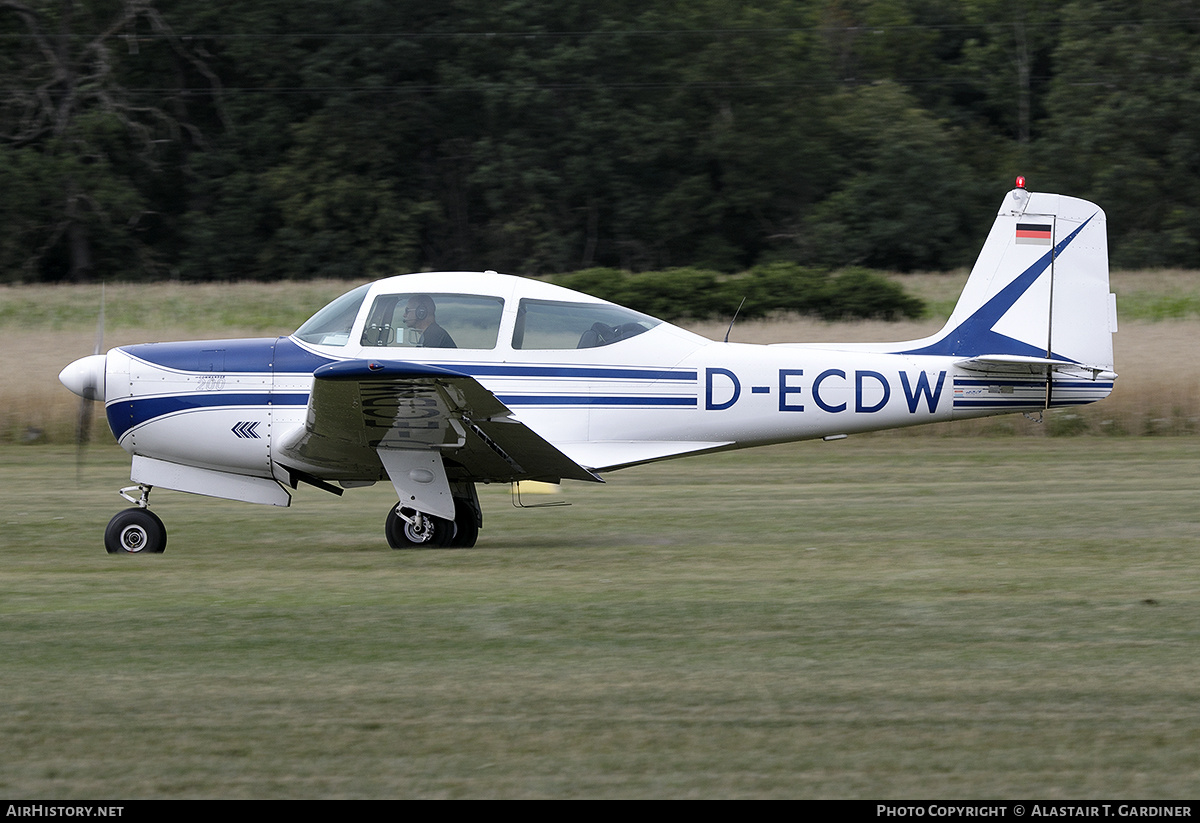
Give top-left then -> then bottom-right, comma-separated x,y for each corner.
3,439 -> 1198,797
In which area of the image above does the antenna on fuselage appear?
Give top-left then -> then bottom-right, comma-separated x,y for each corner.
724,297 -> 747,343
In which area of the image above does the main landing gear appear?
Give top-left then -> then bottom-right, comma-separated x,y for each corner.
104,485 -> 167,554
99,484 -> 482,554
386,495 -> 480,550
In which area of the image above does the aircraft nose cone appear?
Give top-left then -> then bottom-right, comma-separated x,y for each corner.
59,354 -> 107,401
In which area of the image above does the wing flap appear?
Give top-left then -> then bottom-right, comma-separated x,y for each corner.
276,360 -> 601,483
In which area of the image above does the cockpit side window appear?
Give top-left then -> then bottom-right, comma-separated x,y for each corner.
359,293 -> 505,350
512,298 -> 660,350
293,284 -> 371,347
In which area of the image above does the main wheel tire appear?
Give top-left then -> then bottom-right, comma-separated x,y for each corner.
104,508 -> 167,555
446,498 -> 479,548
385,507 -> 453,549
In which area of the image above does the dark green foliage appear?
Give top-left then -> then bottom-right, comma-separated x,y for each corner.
799,83 -> 989,271
549,264 -> 924,321
552,269 -> 631,305
819,268 -> 926,321
739,264 -> 925,321
623,268 -> 724,319
1,1 -> 1197,283
1038,1 -> 1200,268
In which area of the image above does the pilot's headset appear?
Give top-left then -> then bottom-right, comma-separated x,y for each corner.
404,296 -> 431,345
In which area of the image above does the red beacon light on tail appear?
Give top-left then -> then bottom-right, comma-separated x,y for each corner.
1015,175 -> 1027,189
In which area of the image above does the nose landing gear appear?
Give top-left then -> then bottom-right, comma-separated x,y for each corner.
104,485 -> 166,554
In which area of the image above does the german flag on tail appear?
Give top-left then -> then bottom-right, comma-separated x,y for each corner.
1015,222 -> 1052,245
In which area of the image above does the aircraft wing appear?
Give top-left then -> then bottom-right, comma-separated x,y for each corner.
275,360 -> 603,484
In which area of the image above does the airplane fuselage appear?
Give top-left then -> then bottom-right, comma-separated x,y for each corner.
101,322 -> 1111,485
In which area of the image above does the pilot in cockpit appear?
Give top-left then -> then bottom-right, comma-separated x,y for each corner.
402,295 -> 456,348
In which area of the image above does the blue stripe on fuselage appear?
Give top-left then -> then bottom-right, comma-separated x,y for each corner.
120,337 -> 335,374
461,364 -> 696,381
123,336 -> 694,383
106,393 -> 310,439
111,336 -> 699,437
953,398 -> 1101,408
954,378 -> 1114,390
497,395 -> 696,407
275,337 -> 338,371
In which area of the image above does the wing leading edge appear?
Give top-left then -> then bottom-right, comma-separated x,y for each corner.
275,360 -> 603,484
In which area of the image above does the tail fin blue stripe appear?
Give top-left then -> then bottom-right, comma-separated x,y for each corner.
899,214 -> 1095,358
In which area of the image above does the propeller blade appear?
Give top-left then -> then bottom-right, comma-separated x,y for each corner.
75,395 -> 94,480
76,284 -> 105,480
93,283 -> 105,355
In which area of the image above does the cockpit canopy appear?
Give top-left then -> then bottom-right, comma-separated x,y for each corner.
294,275 -> 662,351
293,283 -> 370,347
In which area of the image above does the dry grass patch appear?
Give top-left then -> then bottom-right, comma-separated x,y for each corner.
3,277 -> 1196,442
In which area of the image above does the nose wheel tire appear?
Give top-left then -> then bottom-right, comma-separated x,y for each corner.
104,508 -> 167,555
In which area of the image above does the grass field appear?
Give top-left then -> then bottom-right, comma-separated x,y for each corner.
3,439 -> 1199,798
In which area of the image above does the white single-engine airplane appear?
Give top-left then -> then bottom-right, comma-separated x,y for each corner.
61,181 -> 1116,554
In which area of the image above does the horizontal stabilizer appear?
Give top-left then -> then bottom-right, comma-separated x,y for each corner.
956,354 -> 1116,380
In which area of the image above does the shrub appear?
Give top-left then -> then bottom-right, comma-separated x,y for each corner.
546,264 -> 925,322
821,268 -> 925,321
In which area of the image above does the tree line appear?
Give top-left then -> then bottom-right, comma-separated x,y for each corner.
1,0 -> 1197,286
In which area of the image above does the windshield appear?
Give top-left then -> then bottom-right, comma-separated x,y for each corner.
293,284 -> 371,346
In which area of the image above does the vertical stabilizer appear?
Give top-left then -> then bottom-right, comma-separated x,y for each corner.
902,185 -> 1115,372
